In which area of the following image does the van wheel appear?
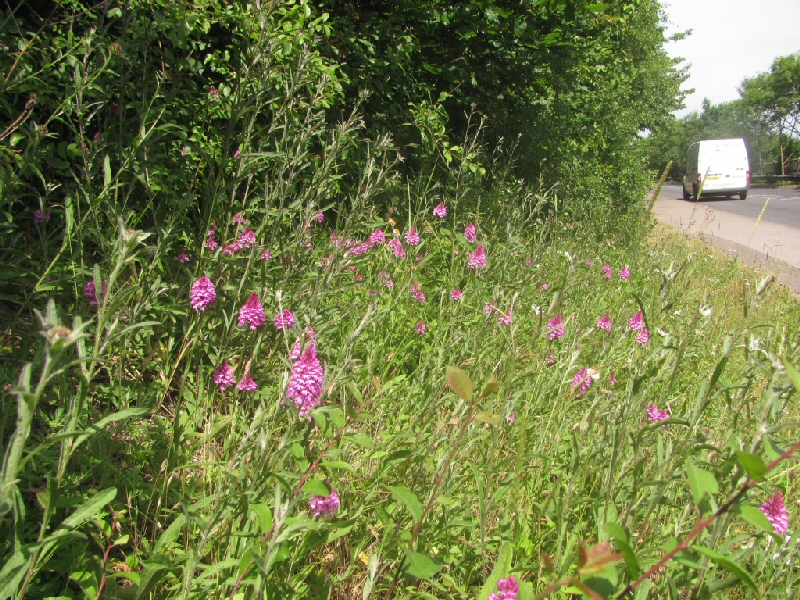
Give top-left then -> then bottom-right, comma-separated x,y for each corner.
691,184 -> 699,202
739,191 -> 748,200
682,187 -> 690,200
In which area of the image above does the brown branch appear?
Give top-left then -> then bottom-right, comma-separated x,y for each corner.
615,438 -> 800,599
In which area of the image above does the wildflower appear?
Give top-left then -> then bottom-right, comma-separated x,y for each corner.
355,274 -> 363,282
223,240 -> 244,256
586,260 -> 594,266
414,320 -> 427,335
451,289 -> 463,300
410,284 -> 419,294
596,314 -> 612,331
699,305 -> 712,317
546,355 -> 555,366
290,327 -> 317,360
760,492 -> 790,534
525,257 -> 532,266
540,283 -> 549,290
532,304 -> 541,316
465,222 -> 477,243
238,372 -> 258,391
233,214 -> 247,225
628,310 -> 644,331
309,489 -> 340,518
608,373 -> 617,384
635,328 -> 649,345
84,279 -> 107,308
572,367 -> 599,396
433,202 -> 448,218
368,228 -> 386,247
34,209 -> 51,223
177,252 -> 190,263
646,402 -> 669,423
261,249 -> 272,261
238,293 -> 266,329
204,238 -> 219,251
405,227 -> 420,245
190,276 -> 216,311
547,315 -> 564,340
484,304 -> 493,315
275,309 -> 296,330
213,360 -> 236,391
233,149 -> 241,160
209,86 -> 219,101
468,244 -> 486,269
487,576 -> 519,600
498,311 -> 512,326
239,227 -> 256,248
619,267 -> 631,280
314,212 -> 324,223
416,253 -> 424,262
348,242 -> 371,257
413,291 -> 426,303
286,344 -> 325,417
603,264 -> 612,279
507,411 -> 515,423
387,238 -> 406,259
379,271 -> 394,288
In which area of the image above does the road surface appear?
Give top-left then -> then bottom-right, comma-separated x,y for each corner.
652,185 -> 800,293
658,184 -> 800,229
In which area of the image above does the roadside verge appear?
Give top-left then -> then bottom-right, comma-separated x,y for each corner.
651,195 -> 800,293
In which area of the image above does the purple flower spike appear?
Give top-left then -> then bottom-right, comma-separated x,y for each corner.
238,293 -> 266,329
547,315 -> 564,340
286,344 -> 325,417
190,276 -> 217,311
619,267 -> 631,280
432,202 -> 448,218
387,238 -> 406,259
465,222 -> 477,243
238,372 -> 258,391
414,320 -> 427,335
405,227 -> 420,246
628,310 -> 644,332
635,328 -> 649,345
468,244 -> 486,270
309,489 -> 340,518
488,576 -> 519,600
646,402 -> 669,423
596,314 -> 612,331
760,492 -> 790,534
213,360 -> 236,391
275,309 -> 296,330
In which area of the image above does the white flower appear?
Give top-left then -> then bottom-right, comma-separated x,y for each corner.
673,309 -> 683,316
699,305 -> 712,317
586,367 -> 600,381
531,304 -> 541,316
657,328 -> 668,337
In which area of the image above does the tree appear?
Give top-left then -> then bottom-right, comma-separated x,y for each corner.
740,53 -> 800,174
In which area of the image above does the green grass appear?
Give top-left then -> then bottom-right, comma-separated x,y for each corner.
3,197 -> 800,599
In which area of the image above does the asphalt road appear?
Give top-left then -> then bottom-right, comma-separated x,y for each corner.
659,184 -> 800,230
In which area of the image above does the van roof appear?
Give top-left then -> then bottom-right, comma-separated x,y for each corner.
691,139 -> 746,147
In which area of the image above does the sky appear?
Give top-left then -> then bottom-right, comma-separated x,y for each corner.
662,0 -> 800,116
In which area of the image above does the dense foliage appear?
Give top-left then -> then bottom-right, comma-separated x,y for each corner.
4,2 -> 800,600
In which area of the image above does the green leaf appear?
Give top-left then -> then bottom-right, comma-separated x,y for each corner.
343,433 -> 373,448
154,514 -> 187,553
481,374 -> 500,396
387,485 -> 424,523
302,479 -> 331,497
401,550 -> 442,580
320,460 -> 356,472
736,451 -> 766,480
103,154 -> 111,189
736,504 -> 775,535
763,436 -> 786,461
685,461 -> 718,504
780,357 -> 800,395
447,366 -> 473,402
692,545 -> 760,597
475,411 -> 503,426
249,503 -> 273,533
477,542 -> 512,600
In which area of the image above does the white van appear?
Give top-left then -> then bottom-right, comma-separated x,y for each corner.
682,139 -> 750,201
